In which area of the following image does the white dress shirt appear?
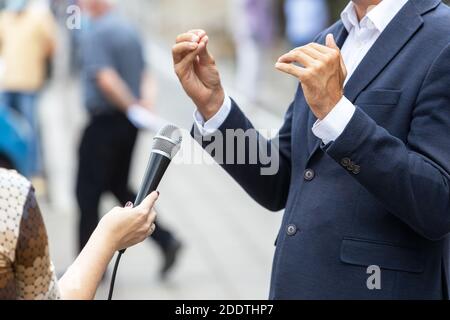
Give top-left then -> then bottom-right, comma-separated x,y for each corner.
194,0 -> 409,140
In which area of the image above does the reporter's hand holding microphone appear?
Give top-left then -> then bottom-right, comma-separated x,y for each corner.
97,191 -> 159,252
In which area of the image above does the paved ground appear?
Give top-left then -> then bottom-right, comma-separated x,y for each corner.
36,6 -> 300,299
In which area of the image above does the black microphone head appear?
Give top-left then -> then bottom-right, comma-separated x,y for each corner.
152,124 -> 183,160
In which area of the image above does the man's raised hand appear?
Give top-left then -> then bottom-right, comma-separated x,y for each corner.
275,34 -> 347,120
173,29 -> 225,120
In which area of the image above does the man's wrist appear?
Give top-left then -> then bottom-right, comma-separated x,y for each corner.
312,96 -> 356,144
193,94 -> 231,136
197,88 -> 225,121
315,92 -> 344,120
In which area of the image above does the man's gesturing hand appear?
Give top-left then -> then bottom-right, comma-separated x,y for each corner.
276,34 -> 347,120
173,29 -> 225,121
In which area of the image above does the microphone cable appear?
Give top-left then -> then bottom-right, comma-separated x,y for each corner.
108,249 -> 125,300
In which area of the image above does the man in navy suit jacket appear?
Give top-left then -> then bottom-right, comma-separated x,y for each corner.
172,0 -> 450,299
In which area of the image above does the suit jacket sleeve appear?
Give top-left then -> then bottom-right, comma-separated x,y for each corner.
324,44 -> 450,241
192,98 -> 294,212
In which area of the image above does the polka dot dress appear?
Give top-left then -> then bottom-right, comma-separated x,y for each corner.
0,169 -> 60,300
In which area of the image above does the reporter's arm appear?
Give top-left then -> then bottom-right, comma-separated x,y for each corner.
57,227 -> 116,300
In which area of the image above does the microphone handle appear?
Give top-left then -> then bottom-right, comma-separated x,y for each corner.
119,152 -> 171,254
134,152 -> 171,206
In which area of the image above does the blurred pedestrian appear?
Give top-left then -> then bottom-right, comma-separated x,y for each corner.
230,0 -> 275,103
284,0 -> 330,47
77,0 -> 181,279
0,0 -> 56,180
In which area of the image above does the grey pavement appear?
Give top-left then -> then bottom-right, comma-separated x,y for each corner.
36,15 -> 297,299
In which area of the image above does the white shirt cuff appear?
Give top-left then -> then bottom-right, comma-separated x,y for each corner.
193,95 -> 232,136
312,96 -> 356,145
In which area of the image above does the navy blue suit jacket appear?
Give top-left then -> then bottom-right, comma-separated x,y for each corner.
193,0 -> 450,299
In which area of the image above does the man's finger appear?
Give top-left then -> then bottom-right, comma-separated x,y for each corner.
326,34 -> 339,50
172,42 -> 199,64
179,47 -> 200,68
197,36 -> 215,65
278,50 -> 316,68
339,53 -> 347,80
176,32 -> 200,44
309,42 -> 333,55
298,45 -> 325,60
325,33 -> 347,78
275,62 -> 307,79
175,47 -> 200,78
187,29 -> 206,38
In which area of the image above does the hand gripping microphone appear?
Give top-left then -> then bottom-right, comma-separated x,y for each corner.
108,124 -> 183,300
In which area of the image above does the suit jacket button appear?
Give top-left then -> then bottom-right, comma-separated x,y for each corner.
341,158 -> 351,167
304,169 -> 315,181
347,163 -> 355,171
352,165 -> 361,175
287,224 -> 298,236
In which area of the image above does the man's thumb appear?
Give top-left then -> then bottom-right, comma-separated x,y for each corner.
198,36 -> 214,64
326,33 -> 338,49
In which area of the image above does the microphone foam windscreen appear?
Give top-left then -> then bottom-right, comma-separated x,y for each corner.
152,124 -> 183,160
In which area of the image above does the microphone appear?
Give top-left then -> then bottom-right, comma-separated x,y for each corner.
133,124 -> 183,207
108,124 -> 182,300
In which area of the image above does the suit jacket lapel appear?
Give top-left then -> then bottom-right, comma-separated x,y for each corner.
335,22 -> 349,48
344,1 -> 424,103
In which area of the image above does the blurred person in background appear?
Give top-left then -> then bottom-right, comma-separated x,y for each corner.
0,0 -> 56,183
77,0 -> 182,279
230,0 -> 275,103
0,168 -> 159,300
284,0 -> 330,48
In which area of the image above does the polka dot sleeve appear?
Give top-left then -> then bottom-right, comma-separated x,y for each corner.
0,169 -> 60,300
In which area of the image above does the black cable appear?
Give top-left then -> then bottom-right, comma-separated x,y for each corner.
108,250 -> 125,300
